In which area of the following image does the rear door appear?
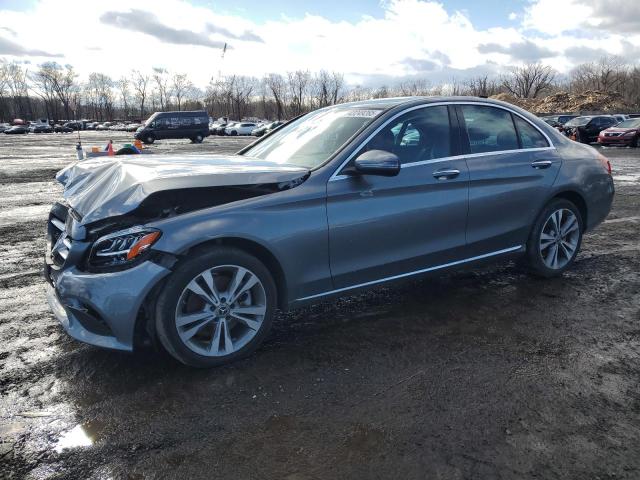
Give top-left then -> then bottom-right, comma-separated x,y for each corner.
458,104 -> 561,255
326,105 -> 470,289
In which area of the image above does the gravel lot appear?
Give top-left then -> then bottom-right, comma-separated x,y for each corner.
0,131 -> 639,479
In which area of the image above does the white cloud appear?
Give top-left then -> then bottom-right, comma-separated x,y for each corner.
0,0 -> 639,88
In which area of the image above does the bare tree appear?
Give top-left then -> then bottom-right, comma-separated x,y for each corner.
31,64 -> 59,120
570,56 -> 627,93
287,70 -> 311,116
265,73 -> 287,120
465,75 -> 501,97
152,68 -> 169,110
132,71 -> 150,118
230,75 -> 256,119
502,63 -> 556,99
33,63 -> 77,119
117,77 -> 131,120
5,62 -> 33,119
171,73 -> 193,111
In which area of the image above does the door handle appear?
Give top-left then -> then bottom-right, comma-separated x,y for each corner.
433,168 -> 460,179
531,160 -> 553,169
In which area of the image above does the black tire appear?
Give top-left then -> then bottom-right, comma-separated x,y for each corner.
631,135 -> 639,148
192,134 -> 204,144
230,130 -> 238,136
155,246 -> 277,368
523,198 -> 583,278
144,134 -> 155,145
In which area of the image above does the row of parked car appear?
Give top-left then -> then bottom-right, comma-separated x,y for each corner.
208,120 -> 284,137
541,113 -> 640,147
0,119 -> 144,135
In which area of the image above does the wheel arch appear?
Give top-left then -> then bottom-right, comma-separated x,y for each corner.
133,236 -> 288,351
551,190 -> 588,231
181,236 -> 288,309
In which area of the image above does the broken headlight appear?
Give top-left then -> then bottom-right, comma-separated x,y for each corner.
89,227 -> 161,268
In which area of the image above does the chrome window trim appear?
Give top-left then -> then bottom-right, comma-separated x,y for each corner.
295,245 -> 523,302
329,101 -> 555,182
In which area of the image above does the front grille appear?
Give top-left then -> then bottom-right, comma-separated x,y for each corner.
605,132 -> 622,137
48,203 -> 73,267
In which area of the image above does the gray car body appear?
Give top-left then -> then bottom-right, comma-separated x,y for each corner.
45,96 -> 614,352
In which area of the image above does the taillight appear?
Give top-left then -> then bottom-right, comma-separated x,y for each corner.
596,152 -> 612,175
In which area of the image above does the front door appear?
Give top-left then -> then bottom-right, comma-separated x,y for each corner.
326,105 -> 470,289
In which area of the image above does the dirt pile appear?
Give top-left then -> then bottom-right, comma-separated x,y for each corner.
491,90 -> 630,114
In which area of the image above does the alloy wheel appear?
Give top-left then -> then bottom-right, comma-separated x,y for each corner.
174,265 -> 267,357
539,208 -> 580,269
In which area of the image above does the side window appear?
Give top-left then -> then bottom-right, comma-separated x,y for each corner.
461,105 -> 519,153
514,116 -> 549,149
361,106 -> 451,165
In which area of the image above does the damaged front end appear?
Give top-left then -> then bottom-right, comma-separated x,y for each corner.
50,154 -> 310,272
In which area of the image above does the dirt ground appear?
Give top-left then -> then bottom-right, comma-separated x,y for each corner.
0,131 -> 639,480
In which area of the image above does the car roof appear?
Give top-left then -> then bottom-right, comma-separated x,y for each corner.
328,95 -> 538,112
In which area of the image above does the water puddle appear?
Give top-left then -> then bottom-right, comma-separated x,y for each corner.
54,421 -> 103,453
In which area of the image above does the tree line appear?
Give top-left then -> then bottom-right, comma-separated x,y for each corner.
1,56 -> 640,122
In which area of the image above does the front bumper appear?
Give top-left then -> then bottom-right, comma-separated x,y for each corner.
598,136 -> 633,146
45,260 -> 171,352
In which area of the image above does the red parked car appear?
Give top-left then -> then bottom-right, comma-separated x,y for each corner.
598,118 -> 640,147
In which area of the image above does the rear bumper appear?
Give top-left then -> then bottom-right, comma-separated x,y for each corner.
586,175 -> 615,232
46,261 -> 171,351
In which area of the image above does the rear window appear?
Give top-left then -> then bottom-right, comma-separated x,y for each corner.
564,117 -> 591,127
461,105 -> 519,153
514,116 -> 549,149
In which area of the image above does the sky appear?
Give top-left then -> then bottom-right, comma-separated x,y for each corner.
0,0 -> 639,88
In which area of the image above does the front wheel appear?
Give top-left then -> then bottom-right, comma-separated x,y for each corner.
155,247 -> 277,367
143,134 -> 155,144
524,199 -> 583,277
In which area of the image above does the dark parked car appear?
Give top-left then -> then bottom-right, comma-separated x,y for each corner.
45,97 -> 614,367
135,111 -> 210,144
542,115 -> 579,133
252,121 -> 284,137
63,121 -> 84,131
563,115 -> 618,143
597,118 -> 640,147
214,122 -> 233,135
31,124 -> 53,133
4,125 -> 28,134
54,124 -> 73,133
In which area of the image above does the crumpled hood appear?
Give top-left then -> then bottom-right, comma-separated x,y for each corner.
56,154 -> 309,225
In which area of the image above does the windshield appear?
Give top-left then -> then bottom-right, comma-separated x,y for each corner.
144,113 -> 159,126
243,107 -> 382,168
616,119 -> 640,129
564,116 -> 591,127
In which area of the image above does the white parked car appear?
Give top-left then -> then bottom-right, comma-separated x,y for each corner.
225,122 -> 257,136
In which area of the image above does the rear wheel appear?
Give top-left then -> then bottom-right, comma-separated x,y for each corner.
631,135 -> 639,148
191,133 -> 204,144
524,199 -> 583,277
155,247 -> 277,367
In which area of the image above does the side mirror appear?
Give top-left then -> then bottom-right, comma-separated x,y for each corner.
353,150 -> 401,177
